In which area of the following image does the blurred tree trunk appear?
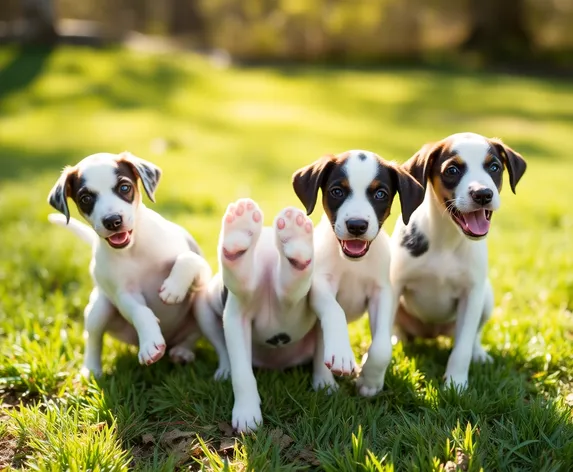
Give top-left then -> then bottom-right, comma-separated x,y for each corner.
463,0 -> 531,59
168,0 -> 206,46
21,0 -> 57,43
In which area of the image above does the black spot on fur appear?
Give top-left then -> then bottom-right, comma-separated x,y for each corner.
221,286 -> 228,307
367,163 -> 397,228
401,222 -> 429,257
358,152 -> 367,161
440,160 -> 467,191
322,164 -> 350,226
266,333 -> 291,346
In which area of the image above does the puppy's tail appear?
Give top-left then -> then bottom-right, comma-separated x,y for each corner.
48,214 -> 97,246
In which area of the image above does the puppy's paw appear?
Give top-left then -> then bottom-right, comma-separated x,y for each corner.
80,364 -> 102,379
274,207 -> 313,271
214,362 -> 231,381
232,400 -> 263,433
221,199 -> 263,262
472,345 -> 493,364
138,338 -> 166,365
356,374 -> 385,397
168,345 -> 195,364
444,372 -> 468,391
313,371 -> 339,394
324,339 -> 357,376
159,276 -> 190,305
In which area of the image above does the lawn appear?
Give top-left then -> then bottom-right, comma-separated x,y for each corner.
0,46 -> 572,471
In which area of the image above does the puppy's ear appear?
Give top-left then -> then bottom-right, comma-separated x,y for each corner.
119,152 -> 162,202
47,166 -> 76,223
390,165 -> 426,225
401,142 -> 442,190
292,155 -> 336,215
489,138 -> 527,194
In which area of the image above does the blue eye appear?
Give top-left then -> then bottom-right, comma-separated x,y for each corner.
330,187 -> 344,198
489,163 -> 500,173
374,189 -> 388,200
119,184 -> 131,194
445,165 -> 460,176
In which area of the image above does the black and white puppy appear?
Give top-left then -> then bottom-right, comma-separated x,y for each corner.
48,152 -> 230,378
390,132 -> 527,389
293,150 -> 425,396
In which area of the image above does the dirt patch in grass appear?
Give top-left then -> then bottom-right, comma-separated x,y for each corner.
0,431 -> 18,470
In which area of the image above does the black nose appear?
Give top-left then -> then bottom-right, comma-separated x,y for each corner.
470,188 -> 493,206
103,214 -> 123,231
346,219 -> 369,236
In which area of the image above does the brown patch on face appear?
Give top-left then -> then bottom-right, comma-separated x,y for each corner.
114,160 -> 138,203
428,142 -> 466,212
319,155 -> 353,226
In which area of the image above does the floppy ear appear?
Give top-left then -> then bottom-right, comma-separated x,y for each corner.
489,138 -> 527,194
119,152 -> 162,202
401,142 -> 442,190
292,155 -> 336,215
390,165 -> 426,225
47,166 -> 75,223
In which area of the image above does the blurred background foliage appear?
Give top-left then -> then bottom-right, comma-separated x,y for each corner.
0,0 -> 573,66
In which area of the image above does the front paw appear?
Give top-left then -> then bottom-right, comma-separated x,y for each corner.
80,364 -> 102,379
324,339 -> 357,376
312,371 -> 339,394
168,345 -> 196,364
472,345 -> 493,364
138,337 -> 166,365
356,373 -> 385,397
444,371 -> 468,391
232,400 -> 263,433
159,276 -> 190,305
214,361 -> 231,381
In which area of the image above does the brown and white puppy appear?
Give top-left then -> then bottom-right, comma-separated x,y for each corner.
389,132 -> 527,389
47,152 -> 230,379
293,150 -> 425,396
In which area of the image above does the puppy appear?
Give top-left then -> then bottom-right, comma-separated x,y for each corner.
292,150 -> 425,397
205,199 -> 355,432
389,132 -> 526,389
47,152 -> 230,379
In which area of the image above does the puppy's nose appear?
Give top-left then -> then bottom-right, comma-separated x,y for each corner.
346,218 -> 369,236
470,188 -> 493,206
103,214 -> 123,231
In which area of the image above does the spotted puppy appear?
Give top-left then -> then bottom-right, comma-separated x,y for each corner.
48,152 -> 230,379
292,150 -> 425,397
390,133 -> 526,389
205,199 -> 354,432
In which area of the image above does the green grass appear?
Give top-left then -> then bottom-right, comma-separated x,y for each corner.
0,45 -> 572,471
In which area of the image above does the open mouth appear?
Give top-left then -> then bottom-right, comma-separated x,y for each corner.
449,207 -> 492,238
338,239 -> 371,258
106,230 -> 133,249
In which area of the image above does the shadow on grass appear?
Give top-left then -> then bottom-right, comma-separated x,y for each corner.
0,144 -> 80,184
0,46 -> 54,101
398,339 -> 573,469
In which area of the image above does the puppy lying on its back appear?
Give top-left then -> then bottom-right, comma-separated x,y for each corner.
48,151 -> 230,379
204,200 -> 355,432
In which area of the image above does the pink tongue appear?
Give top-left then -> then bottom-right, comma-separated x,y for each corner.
109,232 -> 129,245
344,240 -> 368,255
462,210 -> 490,236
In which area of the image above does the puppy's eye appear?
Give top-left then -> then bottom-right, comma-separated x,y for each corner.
488,162 -> 500,173
119,183 -> 132,194
444,165 -> 460,176
374,189 -> 388,200
330,187 -> 345,198
80,194 -> 92,206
